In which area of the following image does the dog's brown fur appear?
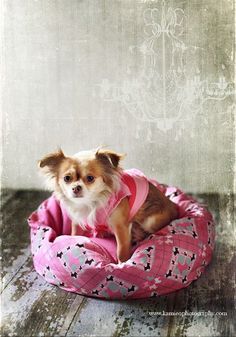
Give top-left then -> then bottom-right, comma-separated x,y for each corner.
110,182 -> 178,262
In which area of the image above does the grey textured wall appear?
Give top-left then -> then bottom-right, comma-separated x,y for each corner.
2,0 -> 235,193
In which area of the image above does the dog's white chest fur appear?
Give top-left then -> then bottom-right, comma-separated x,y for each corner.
54,191 -> 109,229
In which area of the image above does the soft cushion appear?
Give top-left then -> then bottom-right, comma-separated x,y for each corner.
28,184 -> 215,299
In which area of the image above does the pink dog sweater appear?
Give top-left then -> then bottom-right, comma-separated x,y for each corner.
75,168 -> 159,237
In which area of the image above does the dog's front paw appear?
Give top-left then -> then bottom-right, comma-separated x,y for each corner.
71,223 -> 79,236
117,250 -> 130,263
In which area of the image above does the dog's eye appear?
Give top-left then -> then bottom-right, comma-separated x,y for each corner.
64,175 -> 72,183
86,175 -> 95,183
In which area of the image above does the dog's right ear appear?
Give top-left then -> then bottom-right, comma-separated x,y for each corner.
38,149 -> 65,177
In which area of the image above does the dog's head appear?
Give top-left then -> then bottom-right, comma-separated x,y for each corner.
39,148 -> 125,204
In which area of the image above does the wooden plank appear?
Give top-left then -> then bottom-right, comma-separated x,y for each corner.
1,256 -> 85,337
1,190 -> 50,250
0,189 -> 18,210
1,245 -> 31,291
66,295 -> 172,337
1,190 -> 50,290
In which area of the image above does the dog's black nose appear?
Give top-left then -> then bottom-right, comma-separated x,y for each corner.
72,185 -> 82,193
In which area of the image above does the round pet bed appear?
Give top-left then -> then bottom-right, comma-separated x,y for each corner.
28,184 -> 215,299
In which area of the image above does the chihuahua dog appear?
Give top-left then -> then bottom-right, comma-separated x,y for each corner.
39,148 -> 178,263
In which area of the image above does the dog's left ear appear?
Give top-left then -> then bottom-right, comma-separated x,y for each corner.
95,148 -> 126,168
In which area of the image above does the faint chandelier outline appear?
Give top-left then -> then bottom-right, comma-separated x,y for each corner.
97,0 -> 234,132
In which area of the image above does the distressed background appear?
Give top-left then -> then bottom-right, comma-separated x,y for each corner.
2,0 -> 235,193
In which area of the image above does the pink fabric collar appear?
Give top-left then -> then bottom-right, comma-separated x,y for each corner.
122,169 -> 149,220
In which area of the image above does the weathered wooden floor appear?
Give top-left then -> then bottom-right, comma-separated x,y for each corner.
1,190 -> 235,337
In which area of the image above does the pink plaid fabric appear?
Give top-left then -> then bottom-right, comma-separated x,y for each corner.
28,175 -> 215,299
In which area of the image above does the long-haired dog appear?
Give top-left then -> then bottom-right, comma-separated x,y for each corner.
39,148 -> 178,263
